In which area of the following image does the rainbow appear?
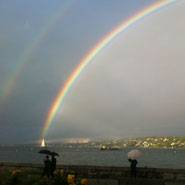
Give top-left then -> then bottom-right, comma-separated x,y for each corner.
41,0 -> 178,139
0,1 -> 73,109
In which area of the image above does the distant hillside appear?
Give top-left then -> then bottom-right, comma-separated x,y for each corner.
96,136 -> 185,149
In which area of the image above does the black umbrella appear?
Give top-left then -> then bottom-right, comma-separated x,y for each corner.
38,149 -> 52,155
50,152 -> 59,156
39,149 -> 59,156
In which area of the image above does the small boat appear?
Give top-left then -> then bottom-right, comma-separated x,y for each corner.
100,145 -> 108,150
100,145 -> 121,151
40,139 -> 45,147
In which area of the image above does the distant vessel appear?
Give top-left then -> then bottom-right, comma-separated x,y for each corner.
100,145 -> 108,150
100,145 -> 120,151
41,139 -> 45,147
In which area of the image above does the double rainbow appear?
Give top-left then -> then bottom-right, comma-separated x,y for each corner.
41,0 -> 178,139
0,1 -> 73,109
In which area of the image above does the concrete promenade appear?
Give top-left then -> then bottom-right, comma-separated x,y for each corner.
1,162 -> 185,185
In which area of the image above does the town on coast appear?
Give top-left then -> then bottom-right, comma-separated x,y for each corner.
42,136 -> 185,149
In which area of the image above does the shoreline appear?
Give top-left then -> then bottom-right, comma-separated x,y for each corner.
0,145 -> 185,149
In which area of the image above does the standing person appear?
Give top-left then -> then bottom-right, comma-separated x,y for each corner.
41,155 -> 51,178
128,158 -> 137,178
50,155 -> 57,177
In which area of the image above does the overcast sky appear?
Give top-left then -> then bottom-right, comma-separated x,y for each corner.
0,0 -> 185,144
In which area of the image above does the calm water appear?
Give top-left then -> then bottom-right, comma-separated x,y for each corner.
0,146 -> 185,169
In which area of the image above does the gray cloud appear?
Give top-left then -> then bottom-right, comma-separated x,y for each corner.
50,1 -> 185,140
0,0 -> 184,144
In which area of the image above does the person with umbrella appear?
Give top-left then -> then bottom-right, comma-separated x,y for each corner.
39,149 -> 59,178
128,158 -> 137,178
127,149 -> 141,178
50,154 -> 57,177
41,155 -> 51,178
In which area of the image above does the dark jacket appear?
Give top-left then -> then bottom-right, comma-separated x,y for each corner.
44,158 -> 50,170
128,159 -> 137,168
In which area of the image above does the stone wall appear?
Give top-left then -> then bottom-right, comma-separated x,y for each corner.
1,162 -> 185,183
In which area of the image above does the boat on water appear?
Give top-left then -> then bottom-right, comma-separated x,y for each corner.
100,145 -> 108,150
100,145 -> 120,151
40,139 -> 45,147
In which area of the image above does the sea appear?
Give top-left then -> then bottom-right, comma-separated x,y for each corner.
0,146 -> 185,169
